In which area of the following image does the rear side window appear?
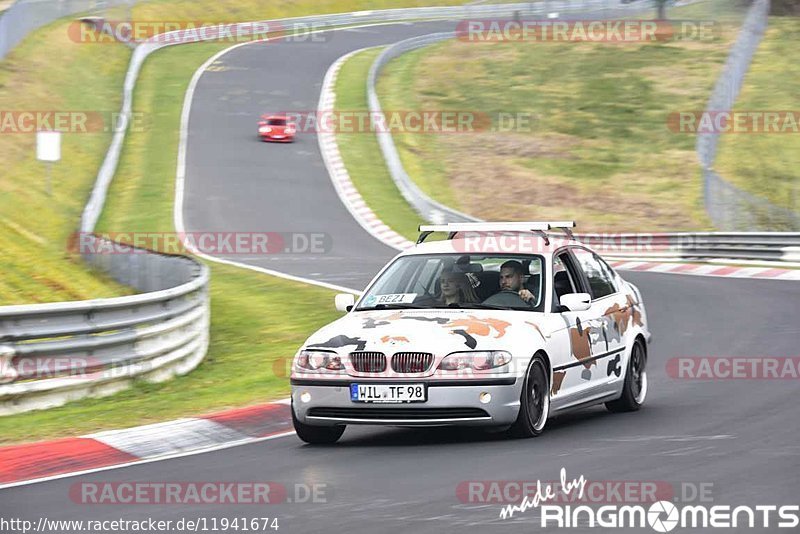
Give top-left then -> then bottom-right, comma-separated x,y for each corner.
571,248 -> 617,299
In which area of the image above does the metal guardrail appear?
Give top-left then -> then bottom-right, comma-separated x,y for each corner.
368,31 -> 477,224
0,236 -> 209,415
575,232 -> 800,263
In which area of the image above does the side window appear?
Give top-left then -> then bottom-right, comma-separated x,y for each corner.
571,248 -> 617,299
552,253 -> 578,299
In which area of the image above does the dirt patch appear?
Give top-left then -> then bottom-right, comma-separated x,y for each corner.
438,133 -> 700,231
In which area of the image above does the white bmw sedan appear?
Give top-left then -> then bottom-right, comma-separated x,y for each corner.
290,222 -> 651,444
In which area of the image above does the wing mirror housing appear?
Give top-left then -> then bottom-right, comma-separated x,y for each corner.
334,293 -> 356,312
559,292 -> 591,312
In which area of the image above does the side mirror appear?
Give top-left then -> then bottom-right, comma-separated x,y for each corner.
559,292 -> 591,312
334,293 -> 356,312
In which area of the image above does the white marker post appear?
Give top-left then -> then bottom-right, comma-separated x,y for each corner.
36,130 -> 61,196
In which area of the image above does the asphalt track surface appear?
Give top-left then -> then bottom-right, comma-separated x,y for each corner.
3,21 -> 800,534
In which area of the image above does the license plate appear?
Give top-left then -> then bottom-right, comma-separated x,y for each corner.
350,383 -> 426,403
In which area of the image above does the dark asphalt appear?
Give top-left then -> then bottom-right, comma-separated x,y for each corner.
2,19 -> 799,534
181,22 -> 462,290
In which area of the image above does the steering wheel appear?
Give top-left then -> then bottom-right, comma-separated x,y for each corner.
482,289 -> 530,307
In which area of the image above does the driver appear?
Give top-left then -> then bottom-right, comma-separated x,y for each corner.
491,260 -> 536,304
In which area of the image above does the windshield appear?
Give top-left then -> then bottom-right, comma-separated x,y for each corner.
356,254 -> 546,311
265,118 -> 287,126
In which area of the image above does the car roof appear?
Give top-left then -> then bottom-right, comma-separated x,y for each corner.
401,232 -> 588,257
260,114 -> 290,120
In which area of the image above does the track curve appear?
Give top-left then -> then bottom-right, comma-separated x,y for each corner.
3,20 -> 799,534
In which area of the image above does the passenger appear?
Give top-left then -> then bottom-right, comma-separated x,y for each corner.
437,270 -> 479,306
494,260 -> 536,304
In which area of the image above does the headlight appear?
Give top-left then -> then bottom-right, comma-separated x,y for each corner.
259,126 -> 271,133
295,349 -> 344,371
439,351 -> 512,371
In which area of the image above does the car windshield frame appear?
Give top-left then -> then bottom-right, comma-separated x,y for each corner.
355,253 -> 548,313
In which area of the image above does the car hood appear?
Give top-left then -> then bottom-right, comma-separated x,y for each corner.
302,308 -> 557,355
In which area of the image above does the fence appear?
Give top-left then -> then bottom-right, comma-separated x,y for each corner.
698,0 -> 800,230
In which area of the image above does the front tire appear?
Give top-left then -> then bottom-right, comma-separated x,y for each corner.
508,354 -> 550,438
292,404 -> 345,444
606,338 -> 647,413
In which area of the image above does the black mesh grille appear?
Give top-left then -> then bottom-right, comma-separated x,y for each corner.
350,352 -> 386,373
391,352 -> 434,373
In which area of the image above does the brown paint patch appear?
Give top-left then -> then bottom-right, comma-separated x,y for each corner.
604,302 -> 630,336
627,295 -> 643,327
448,316 -> 511,338
569,327 -> 593,367
551,371 -> 567,396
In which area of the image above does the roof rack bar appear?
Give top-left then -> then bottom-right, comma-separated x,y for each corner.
417,221 -> 576,243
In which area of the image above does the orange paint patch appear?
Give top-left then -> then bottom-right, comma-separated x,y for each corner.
448,316 -> 511,338
380,335 -> 409,344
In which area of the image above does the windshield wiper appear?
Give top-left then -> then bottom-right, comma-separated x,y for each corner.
357,303 -> 426,311
449,303 -> 517,310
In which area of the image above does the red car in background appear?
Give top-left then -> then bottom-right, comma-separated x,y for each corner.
258,114 -> 295,142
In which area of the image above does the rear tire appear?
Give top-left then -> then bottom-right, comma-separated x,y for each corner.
508,355 -> 550,438
292,404 -> 345,444
606,338 -> 647,413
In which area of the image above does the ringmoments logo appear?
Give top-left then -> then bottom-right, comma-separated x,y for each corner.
498,468 -> 800,531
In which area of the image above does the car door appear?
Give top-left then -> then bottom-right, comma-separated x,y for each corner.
548,250 -> 599,409
569,247 -> 629,396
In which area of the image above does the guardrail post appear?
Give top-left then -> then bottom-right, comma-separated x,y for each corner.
0,345 -> 17,384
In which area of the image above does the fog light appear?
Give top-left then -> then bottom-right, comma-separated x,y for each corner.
300,391 -> 311,403
479,392 -> 491,404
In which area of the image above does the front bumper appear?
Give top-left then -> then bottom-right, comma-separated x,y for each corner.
291,378 -> 521,427
259,134 -> 294,142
